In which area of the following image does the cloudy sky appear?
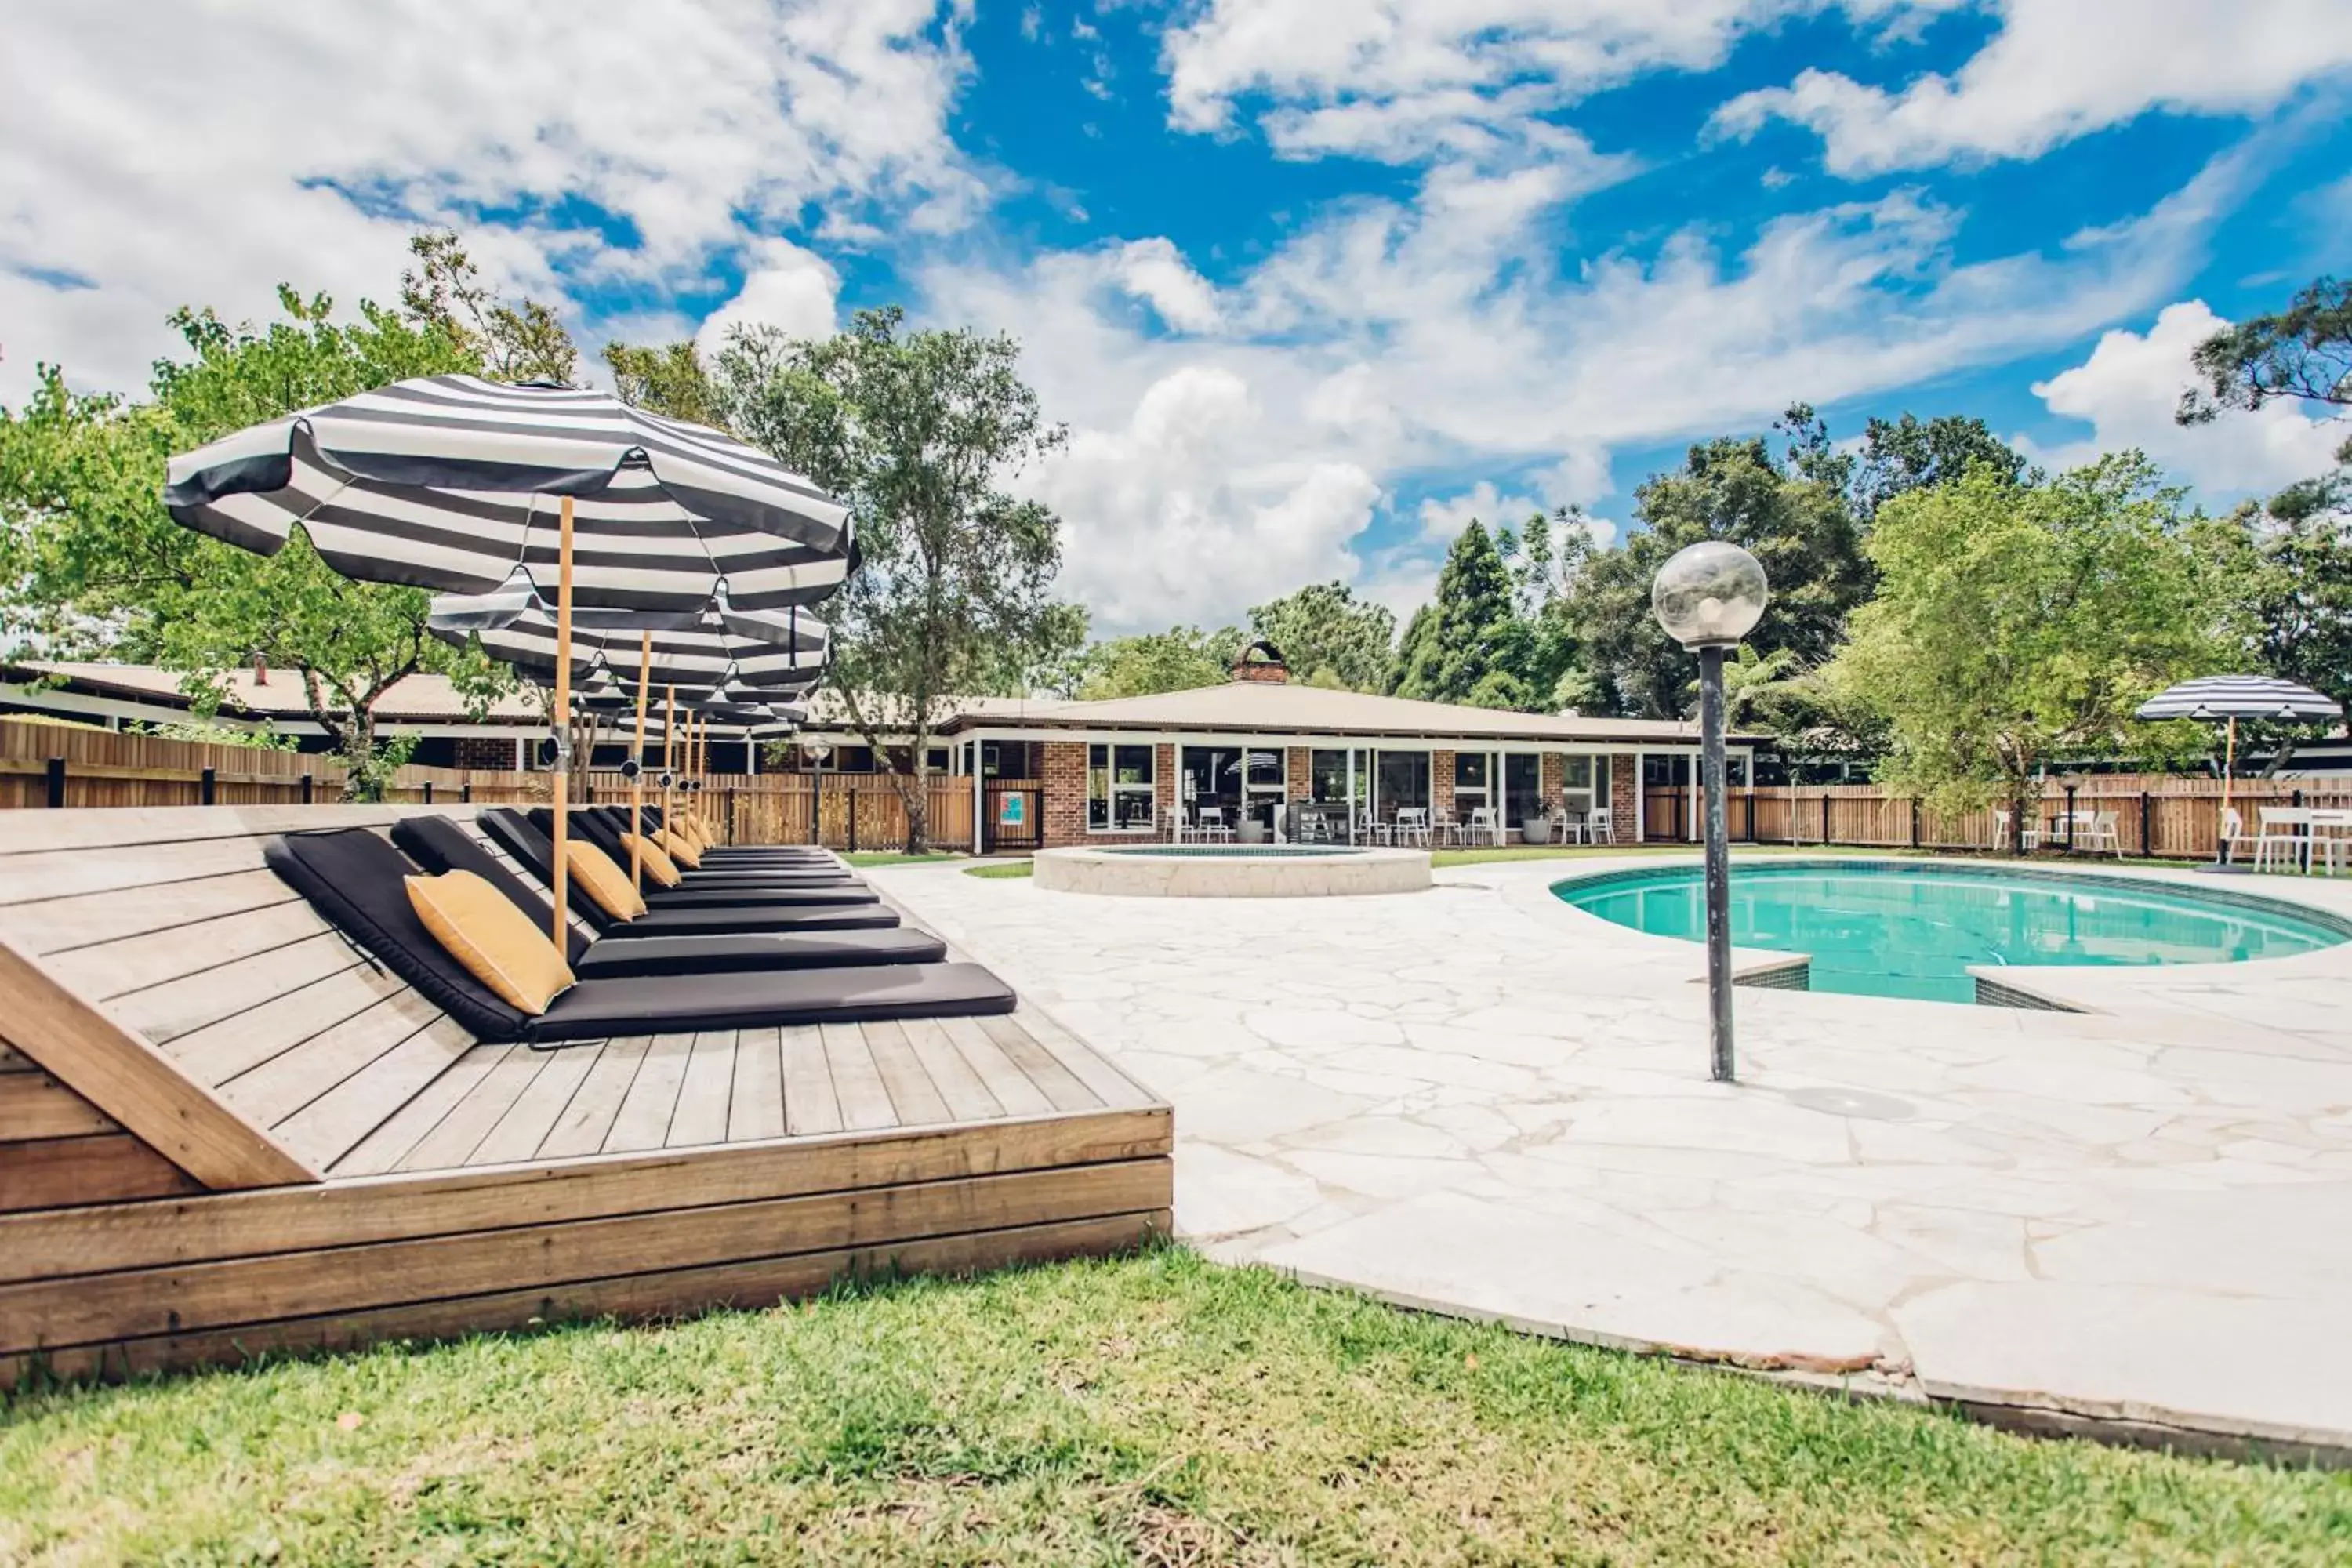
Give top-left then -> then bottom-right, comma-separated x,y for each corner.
5,2 -> 2349,631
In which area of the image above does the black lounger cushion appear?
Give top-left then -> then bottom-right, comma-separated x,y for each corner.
534,808 -> 856,886
528,962 -> 1014,1042
643,884 -> 880,908
266,829 -> 528,1041
479,811 -> 900,935
391,815 -> 590,965
571,928 -> 946,978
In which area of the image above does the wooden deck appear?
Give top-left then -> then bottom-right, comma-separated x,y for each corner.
0,806 -> 1170,1386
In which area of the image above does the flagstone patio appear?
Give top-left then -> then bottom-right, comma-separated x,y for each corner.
864,851 -> 2352,1459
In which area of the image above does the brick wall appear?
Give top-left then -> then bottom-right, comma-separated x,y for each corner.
1609,752 -> 1637,843
1156,744 -> 1177,832
1541,752 -> 1565,808
454,735 -> 521,771
1040,740 -> 1090,847
1285,747 -> 1311,802
1432,748 -> 1455,822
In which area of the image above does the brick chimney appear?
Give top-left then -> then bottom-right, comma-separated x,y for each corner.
251,652 -> 267,686
1230,639 -> 1290,684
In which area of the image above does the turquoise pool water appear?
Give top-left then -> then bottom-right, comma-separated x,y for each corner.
1553,862 -> 2350,1004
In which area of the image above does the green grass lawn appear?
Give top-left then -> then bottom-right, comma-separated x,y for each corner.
4,1250 -> 2344,1565
841,851 -> 964,867
964,858 -> 1033,879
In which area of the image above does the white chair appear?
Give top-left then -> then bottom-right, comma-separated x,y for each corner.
1393,807 -> 1431,848
1195,805 -> 1233,844
1429,809 -> 1461,845
2253,807 -> 2311,873
1163,804 -> 1188,844
1992,810 -> 2042,852
1584,807 -> 1613,845
2080,809 -> 2122,858
2310,808 -> 2352,875
1466,805 -> 1501,846
2218,806 -> 2250,866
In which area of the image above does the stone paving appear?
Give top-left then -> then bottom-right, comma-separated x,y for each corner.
867,850 -> 2352,1454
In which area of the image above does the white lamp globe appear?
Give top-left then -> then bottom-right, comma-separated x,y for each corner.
1652,540 -> 1769,649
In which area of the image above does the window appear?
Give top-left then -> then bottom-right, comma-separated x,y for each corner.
1087,742 -> 1156,831
1504,754 -> 1542,824
1310,749 -> 1365,804
925,746 -> 950,773
1453,752 -> 1490,815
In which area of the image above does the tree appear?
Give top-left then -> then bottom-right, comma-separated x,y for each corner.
1246,581 -> 1393,691
1826,454 -> 2235,853
399,230 -> 579,386
604,339 -> 724,425
1853,411 -> 2026,519
1076,626 -> 1238,699
0,279 -> 528,799
1390,521 -> 1531,707
2178,274 -> 2352,523
714,307 -> 1069,851
1569,432 -> 1869,719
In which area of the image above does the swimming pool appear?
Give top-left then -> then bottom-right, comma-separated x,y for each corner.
1552,861 -> 2351,1004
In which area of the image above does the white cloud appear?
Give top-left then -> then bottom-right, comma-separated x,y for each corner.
0,0 -> 975,399
1417,481 -> 1540,542
2020,300 -> 2344,497
1716,0 -> 2352,176
693,240 -> 842,358
1109,239 -> 1223,333
1162,0 -> 1773,165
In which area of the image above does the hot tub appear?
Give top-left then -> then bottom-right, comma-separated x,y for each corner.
1033,842 -> 1430,897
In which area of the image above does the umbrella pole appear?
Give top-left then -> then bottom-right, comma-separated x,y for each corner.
2220,714 -> 2238,865
548,495 -> 575,954
663,684 -> 677,846
630,632 -> 651,894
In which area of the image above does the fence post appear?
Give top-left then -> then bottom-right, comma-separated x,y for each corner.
44,757 -> 65,809
727,786 -> 737,845
1910,799 -> 1920,849
1820,793 -> 1831,845
199,765 -> 216,807
2063,782 -> 2078,854
423,781 -> 434,805
462,782 -> 472,804
300,773 -> 314,805
1744,791 -> 1755,843
2140,792 -> 2152,858
848,789 -> 859,853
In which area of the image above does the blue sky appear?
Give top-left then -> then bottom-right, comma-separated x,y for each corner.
6,2 -> 2350,632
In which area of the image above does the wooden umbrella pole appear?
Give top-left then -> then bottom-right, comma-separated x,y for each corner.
663,683 -> 677,844
2222,714 -> 2238,862
547,495 -> 576,954
630,631 -> 651,893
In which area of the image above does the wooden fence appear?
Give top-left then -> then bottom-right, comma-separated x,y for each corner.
0,720 -> 973,848
1715,775 -> 2352,861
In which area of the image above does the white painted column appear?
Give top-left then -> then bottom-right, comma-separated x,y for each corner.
971,737 -> 983,855
514,734 -> 527,771
1633,750 -> 1646,841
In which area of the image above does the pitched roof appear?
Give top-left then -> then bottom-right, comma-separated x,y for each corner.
933,679 -> 1758,746
7,662 -> 547,724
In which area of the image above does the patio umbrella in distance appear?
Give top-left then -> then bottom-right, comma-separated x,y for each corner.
165,373 -> 852,950
2135,674 -> 2343,869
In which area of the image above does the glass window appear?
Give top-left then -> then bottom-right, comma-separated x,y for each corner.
1562,755 -> 1594,792
1375,750 -> 1430,817
1309,749 -> 1364,804
1087,742 -> 1156,831
1454,752 -> 1488,792
1504,754 -> 1542,823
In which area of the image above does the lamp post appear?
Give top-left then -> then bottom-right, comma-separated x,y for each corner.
1651,540 -> 1770,1083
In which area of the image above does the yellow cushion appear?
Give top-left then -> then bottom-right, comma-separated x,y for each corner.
657,829 -> 702,869
621,833 -> 682,888
406,871 -> 575,1015
564,838 -> 648,920
684,816 -> 712,851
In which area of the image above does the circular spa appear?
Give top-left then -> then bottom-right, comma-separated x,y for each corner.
1034,842 -> 1431,897
1554,859 -> 2351,1004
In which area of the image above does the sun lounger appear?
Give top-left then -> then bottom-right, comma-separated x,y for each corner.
560,809 -> 856,886
484,810 -> 877,907
390,817 -> 946,977
478,811 -> 900,935
267,829 -> 1015,1044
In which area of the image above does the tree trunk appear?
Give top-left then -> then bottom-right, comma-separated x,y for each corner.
341,712 -> 382,803
2006,782 -> 2027,857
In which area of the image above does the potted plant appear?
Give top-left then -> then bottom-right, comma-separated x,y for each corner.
1239,816 -> 1269,844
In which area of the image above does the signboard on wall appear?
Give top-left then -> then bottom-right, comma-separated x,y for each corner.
999,793 -> 1026,827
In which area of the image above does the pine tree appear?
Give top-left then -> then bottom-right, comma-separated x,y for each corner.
1390,521 -> 1531,707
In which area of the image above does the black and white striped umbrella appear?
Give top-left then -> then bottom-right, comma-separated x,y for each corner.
435,599 -> 829,692
164,375 -> 852,617
2136,675 -> 2340,724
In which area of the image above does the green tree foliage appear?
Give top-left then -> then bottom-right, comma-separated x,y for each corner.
1076,626 -> 1240,699
604,339 -> 724,425
399,230 -> 579,386
1245,581 -> 1393,691
714,307 -> 1069,850
1390,521 -> 1532,708
0,274 -> 528,799
1569,431 -> 1870,719
2227,506 -> 2352,720
1853,411 -> 2027,518
1828,455 -> 2236,852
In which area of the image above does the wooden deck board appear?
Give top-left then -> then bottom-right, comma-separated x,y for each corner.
942,1016 -> 1057,1117
664,1031 -> 737,1149
396,1047 -> 549,1172
604,1034 -> 692,1153
42,898 -> 330,1003
470,1045 -> 600,1167
162,961 -> 410,1089
216,988 -> 441,1129
899,1018 -> 1004,1122
2,868 -> 299,959
820,1022 -> 898,1131
538,1036 -> 648,1159
779,1023 -> 842,1136
315,1031 -> 507,1177
862,1020 -> 953,1129
726,1027 -> 786,1144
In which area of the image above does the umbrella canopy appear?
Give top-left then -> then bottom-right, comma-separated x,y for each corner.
164,375 -> 852,617
434,598 -> 829,692
2136,674 -> 2341,724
